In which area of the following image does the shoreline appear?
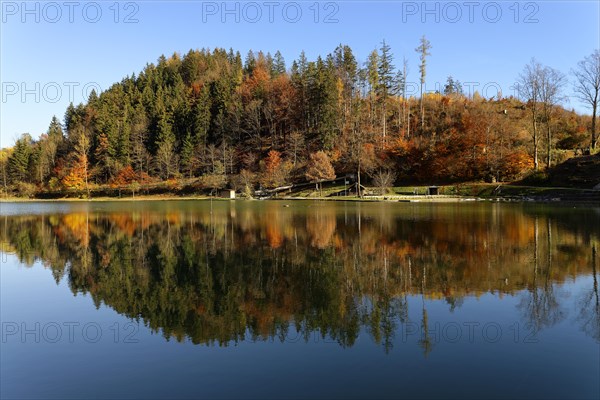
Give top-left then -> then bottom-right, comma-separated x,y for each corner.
1,193 -> 598,204
1,183 -> 598,204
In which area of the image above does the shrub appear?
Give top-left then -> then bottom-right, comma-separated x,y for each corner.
521,170 -> 549,186
13,182 -> 37,198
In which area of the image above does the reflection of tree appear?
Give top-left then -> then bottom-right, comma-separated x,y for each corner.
518,217 -> 564,332
306,208 -> 336,249
577,245 -> 600,341
1,202 -> 598,350
418,264 -> 433,356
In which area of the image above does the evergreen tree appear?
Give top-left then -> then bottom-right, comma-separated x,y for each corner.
415,35 -> 432,133
8,134 -> 33,183
192,85 -> 211,145
273,51 -> 286,76
366,50 -> 379,130
48,116 -> 64,138
179,132 -> 195,178
244,50 -> 256,75
377,40 -> 395,140
444,76 -> 463,96
155,112 -> 177,179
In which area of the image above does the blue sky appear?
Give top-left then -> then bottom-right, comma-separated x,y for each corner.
1,0 -> 599,147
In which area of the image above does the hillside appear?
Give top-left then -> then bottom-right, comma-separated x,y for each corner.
546,153 -> 600,189
0,44 -> 597,198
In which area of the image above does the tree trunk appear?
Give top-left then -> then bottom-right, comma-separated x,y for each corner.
84,163 -> 90,198
546,120 -> 552,169
407,103 -> 410,138
592,103 -> 597,149
533,115 -> 539,170
403,62 -> 408,137
382,101 -> 386,141
357,159 -> 362,198
420,85 -> 424,133
398,99 -> 402,135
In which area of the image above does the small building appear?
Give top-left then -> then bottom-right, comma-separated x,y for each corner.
428,186 -> 439,196
220,189 -> 236,199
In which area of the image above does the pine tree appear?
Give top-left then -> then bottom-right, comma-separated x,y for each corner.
366,50 -> 379,130
48,116 -> 63,138
244,50 -> 256,75
415,35 -> 432,133
377,40 -> 395,140
155,112 -> 177,179
444,76 -> 463,96
8,134 -> 33,183
179,132 -> 195,179
192,85 -> 211,145
273,51 -> 286,76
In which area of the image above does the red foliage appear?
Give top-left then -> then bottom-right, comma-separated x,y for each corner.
109,166 -> 151,188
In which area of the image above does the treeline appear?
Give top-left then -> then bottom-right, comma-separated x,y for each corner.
2,203 -> 598,349
1,42 -> 598,196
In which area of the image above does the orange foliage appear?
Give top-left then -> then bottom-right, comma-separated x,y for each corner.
109,213 -> 138,237
265,150 -> 281,171
265,222 -> 283,249
56,213 -> 90,247
306,212 -> 336,249
61,154 -> 88,190
501,151 -> 534,180
261,150 -> 289,188
109,166 -> 151,188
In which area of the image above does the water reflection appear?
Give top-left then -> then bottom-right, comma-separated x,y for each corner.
1,201 -> 599,351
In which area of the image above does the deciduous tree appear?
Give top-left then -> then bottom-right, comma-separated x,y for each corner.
572,49 -> 600,149
518,59 -> 543,170
305,151 -> 336,195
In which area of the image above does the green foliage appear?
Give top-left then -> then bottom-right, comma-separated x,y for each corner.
443,76 -> 463,96
377,40 -> 395,102
8,134 -> 33,183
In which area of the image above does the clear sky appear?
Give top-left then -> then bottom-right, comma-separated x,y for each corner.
1,0 -> 599,147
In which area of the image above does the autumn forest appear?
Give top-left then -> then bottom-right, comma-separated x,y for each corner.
1,40 -> 599,197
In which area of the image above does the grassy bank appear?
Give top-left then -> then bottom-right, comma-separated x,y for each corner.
276,183 -> 600,203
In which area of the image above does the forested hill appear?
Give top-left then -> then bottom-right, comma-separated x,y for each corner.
0,44 -> 597,197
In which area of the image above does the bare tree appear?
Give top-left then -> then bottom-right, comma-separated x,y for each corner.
572,49 -> 600,150
518,59 -> 543,170
539,66 -> 566,168
396,57 -> 409,137
287,131 -> 305,167
372,169 -> 397,195
415,36 -> 432,133
155,138 -> 178,180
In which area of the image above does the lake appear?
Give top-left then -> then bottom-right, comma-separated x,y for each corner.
1,200 -> 599,399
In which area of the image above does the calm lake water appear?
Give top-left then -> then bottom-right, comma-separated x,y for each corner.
1,200 -> 599,399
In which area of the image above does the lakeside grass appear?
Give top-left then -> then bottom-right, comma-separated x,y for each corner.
281,183 -> 598,198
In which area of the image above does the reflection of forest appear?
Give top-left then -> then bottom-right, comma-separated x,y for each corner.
1,202 -> 599,348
